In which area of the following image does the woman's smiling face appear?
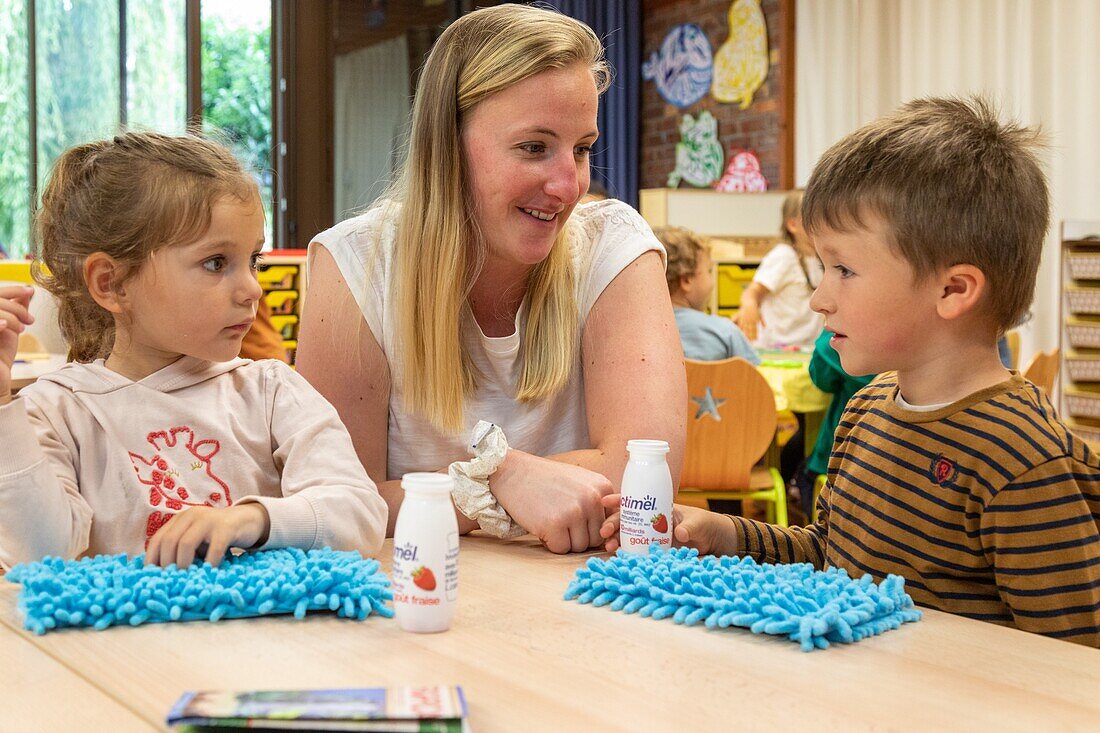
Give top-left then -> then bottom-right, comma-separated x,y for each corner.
461,62 -> 599,274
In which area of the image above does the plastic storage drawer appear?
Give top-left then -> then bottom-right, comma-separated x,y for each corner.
258,266 -> 298,290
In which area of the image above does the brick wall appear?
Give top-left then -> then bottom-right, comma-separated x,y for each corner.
641,0 -> 787,191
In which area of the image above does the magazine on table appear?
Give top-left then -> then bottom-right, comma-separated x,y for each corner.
166,685 -> 470,732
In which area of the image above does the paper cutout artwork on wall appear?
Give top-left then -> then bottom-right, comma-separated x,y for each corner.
668,112 -> 726,189
668,111 -> 725,189
714,150 -> 768,192
642,23 -> 714,109
711,0 -> 769,109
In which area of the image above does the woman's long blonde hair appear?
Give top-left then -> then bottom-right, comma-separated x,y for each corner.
387,4 -> 610,433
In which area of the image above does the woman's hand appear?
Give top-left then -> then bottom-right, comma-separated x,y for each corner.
491,449 -> 613,554
145,503 -> 270,568
0,285 -> 35,405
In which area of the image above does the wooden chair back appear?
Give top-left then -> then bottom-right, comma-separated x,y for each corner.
682,357 -> 777,490
1023,348 -> 1060,395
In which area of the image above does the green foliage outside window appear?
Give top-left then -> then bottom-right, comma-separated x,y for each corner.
0,1 -> 272,259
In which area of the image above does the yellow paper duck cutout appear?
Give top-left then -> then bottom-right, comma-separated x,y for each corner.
711,0 -> 769,109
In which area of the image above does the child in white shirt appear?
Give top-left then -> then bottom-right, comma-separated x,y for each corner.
736,190 -> 824,349
0,131 -> 387,570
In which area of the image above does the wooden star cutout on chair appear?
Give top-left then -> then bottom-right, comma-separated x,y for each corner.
691,386 -> 726,421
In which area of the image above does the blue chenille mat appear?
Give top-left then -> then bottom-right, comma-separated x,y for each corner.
564,547 -> 921,651
7,547 -> 393,635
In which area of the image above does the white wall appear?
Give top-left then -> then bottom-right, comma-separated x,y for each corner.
795,0 -> 1100,365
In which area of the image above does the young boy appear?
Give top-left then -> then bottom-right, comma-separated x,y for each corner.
656,225 -> 759,364
603,96 -> 1100,647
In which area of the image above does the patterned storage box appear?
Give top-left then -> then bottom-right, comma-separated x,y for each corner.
1066,287 -> 1100,315
1067,253 -> 1100,281
258,265 -> 298,290
1066,319 -> 1100,349
265,289 -> 299,315
1065,390 -> 1100,420
270,314 -> 299,340
1066,354 -> 1100,382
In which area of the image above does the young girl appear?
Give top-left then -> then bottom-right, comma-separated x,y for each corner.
735,190 -> 823,349
0,131 -> 387,570
657,225 -> 759,364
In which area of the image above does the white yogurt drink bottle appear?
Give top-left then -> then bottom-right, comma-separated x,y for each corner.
392,473 -> 459,632
618,439 -> 674,555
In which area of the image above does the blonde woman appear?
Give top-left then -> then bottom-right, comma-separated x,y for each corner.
298,5 -> 686,554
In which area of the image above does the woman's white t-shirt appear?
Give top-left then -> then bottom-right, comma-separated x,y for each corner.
751,242 -> 824,349
310,199 -> 664,480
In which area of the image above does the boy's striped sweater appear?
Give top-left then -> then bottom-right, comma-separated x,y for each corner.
730,374 -> 1100,647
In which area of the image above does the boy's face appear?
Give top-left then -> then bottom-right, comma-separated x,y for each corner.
809,215 -> 940,377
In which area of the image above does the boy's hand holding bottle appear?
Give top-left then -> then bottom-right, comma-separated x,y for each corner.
599,494 -> 741,557
0,285 -> 35,405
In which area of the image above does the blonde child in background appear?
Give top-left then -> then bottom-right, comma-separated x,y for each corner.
656,225 -> 759,364
736,190 -> 823,349
0,131 -> 387,570
604,97 -> 1100,646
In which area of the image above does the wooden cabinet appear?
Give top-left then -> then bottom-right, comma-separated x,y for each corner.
1059,220 -> 1100,447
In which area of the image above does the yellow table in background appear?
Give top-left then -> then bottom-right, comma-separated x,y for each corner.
758,350 -> 829,464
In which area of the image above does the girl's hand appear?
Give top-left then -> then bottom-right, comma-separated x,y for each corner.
0,285 -> 35,404
491,450 -> 613,554
145,503 -> 270,568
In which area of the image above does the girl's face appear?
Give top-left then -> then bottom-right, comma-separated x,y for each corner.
461,62 -> 599,278
110,195 -> 265,376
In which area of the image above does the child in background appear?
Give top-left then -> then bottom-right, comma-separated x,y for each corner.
736,190 -> 823,349
604,96 -> 1100,646
657,225 -> 759,364
0,131 -> 387,570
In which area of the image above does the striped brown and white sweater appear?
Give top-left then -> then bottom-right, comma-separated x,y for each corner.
730,374 -> 1100,647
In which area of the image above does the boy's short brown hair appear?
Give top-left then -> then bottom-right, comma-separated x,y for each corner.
655,225 -> 708,296
802,96 -> 1048,332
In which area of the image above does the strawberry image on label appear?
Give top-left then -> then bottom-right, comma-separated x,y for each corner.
412,566 -> 437,592
650,513 -> 668,533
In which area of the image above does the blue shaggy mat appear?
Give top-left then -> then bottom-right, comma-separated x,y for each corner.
7,548 -> 393,635
565,547 -> 921,651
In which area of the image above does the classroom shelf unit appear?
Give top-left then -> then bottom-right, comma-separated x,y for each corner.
258,250 -> 308,365
1059,220 -> 1100,449
638,188 -> 786,318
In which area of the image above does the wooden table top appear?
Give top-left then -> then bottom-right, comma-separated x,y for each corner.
2,535 -> 1099,731
11,352 -> 67,392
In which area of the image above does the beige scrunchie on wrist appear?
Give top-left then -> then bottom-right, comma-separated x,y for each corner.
447,421 -> 525,538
